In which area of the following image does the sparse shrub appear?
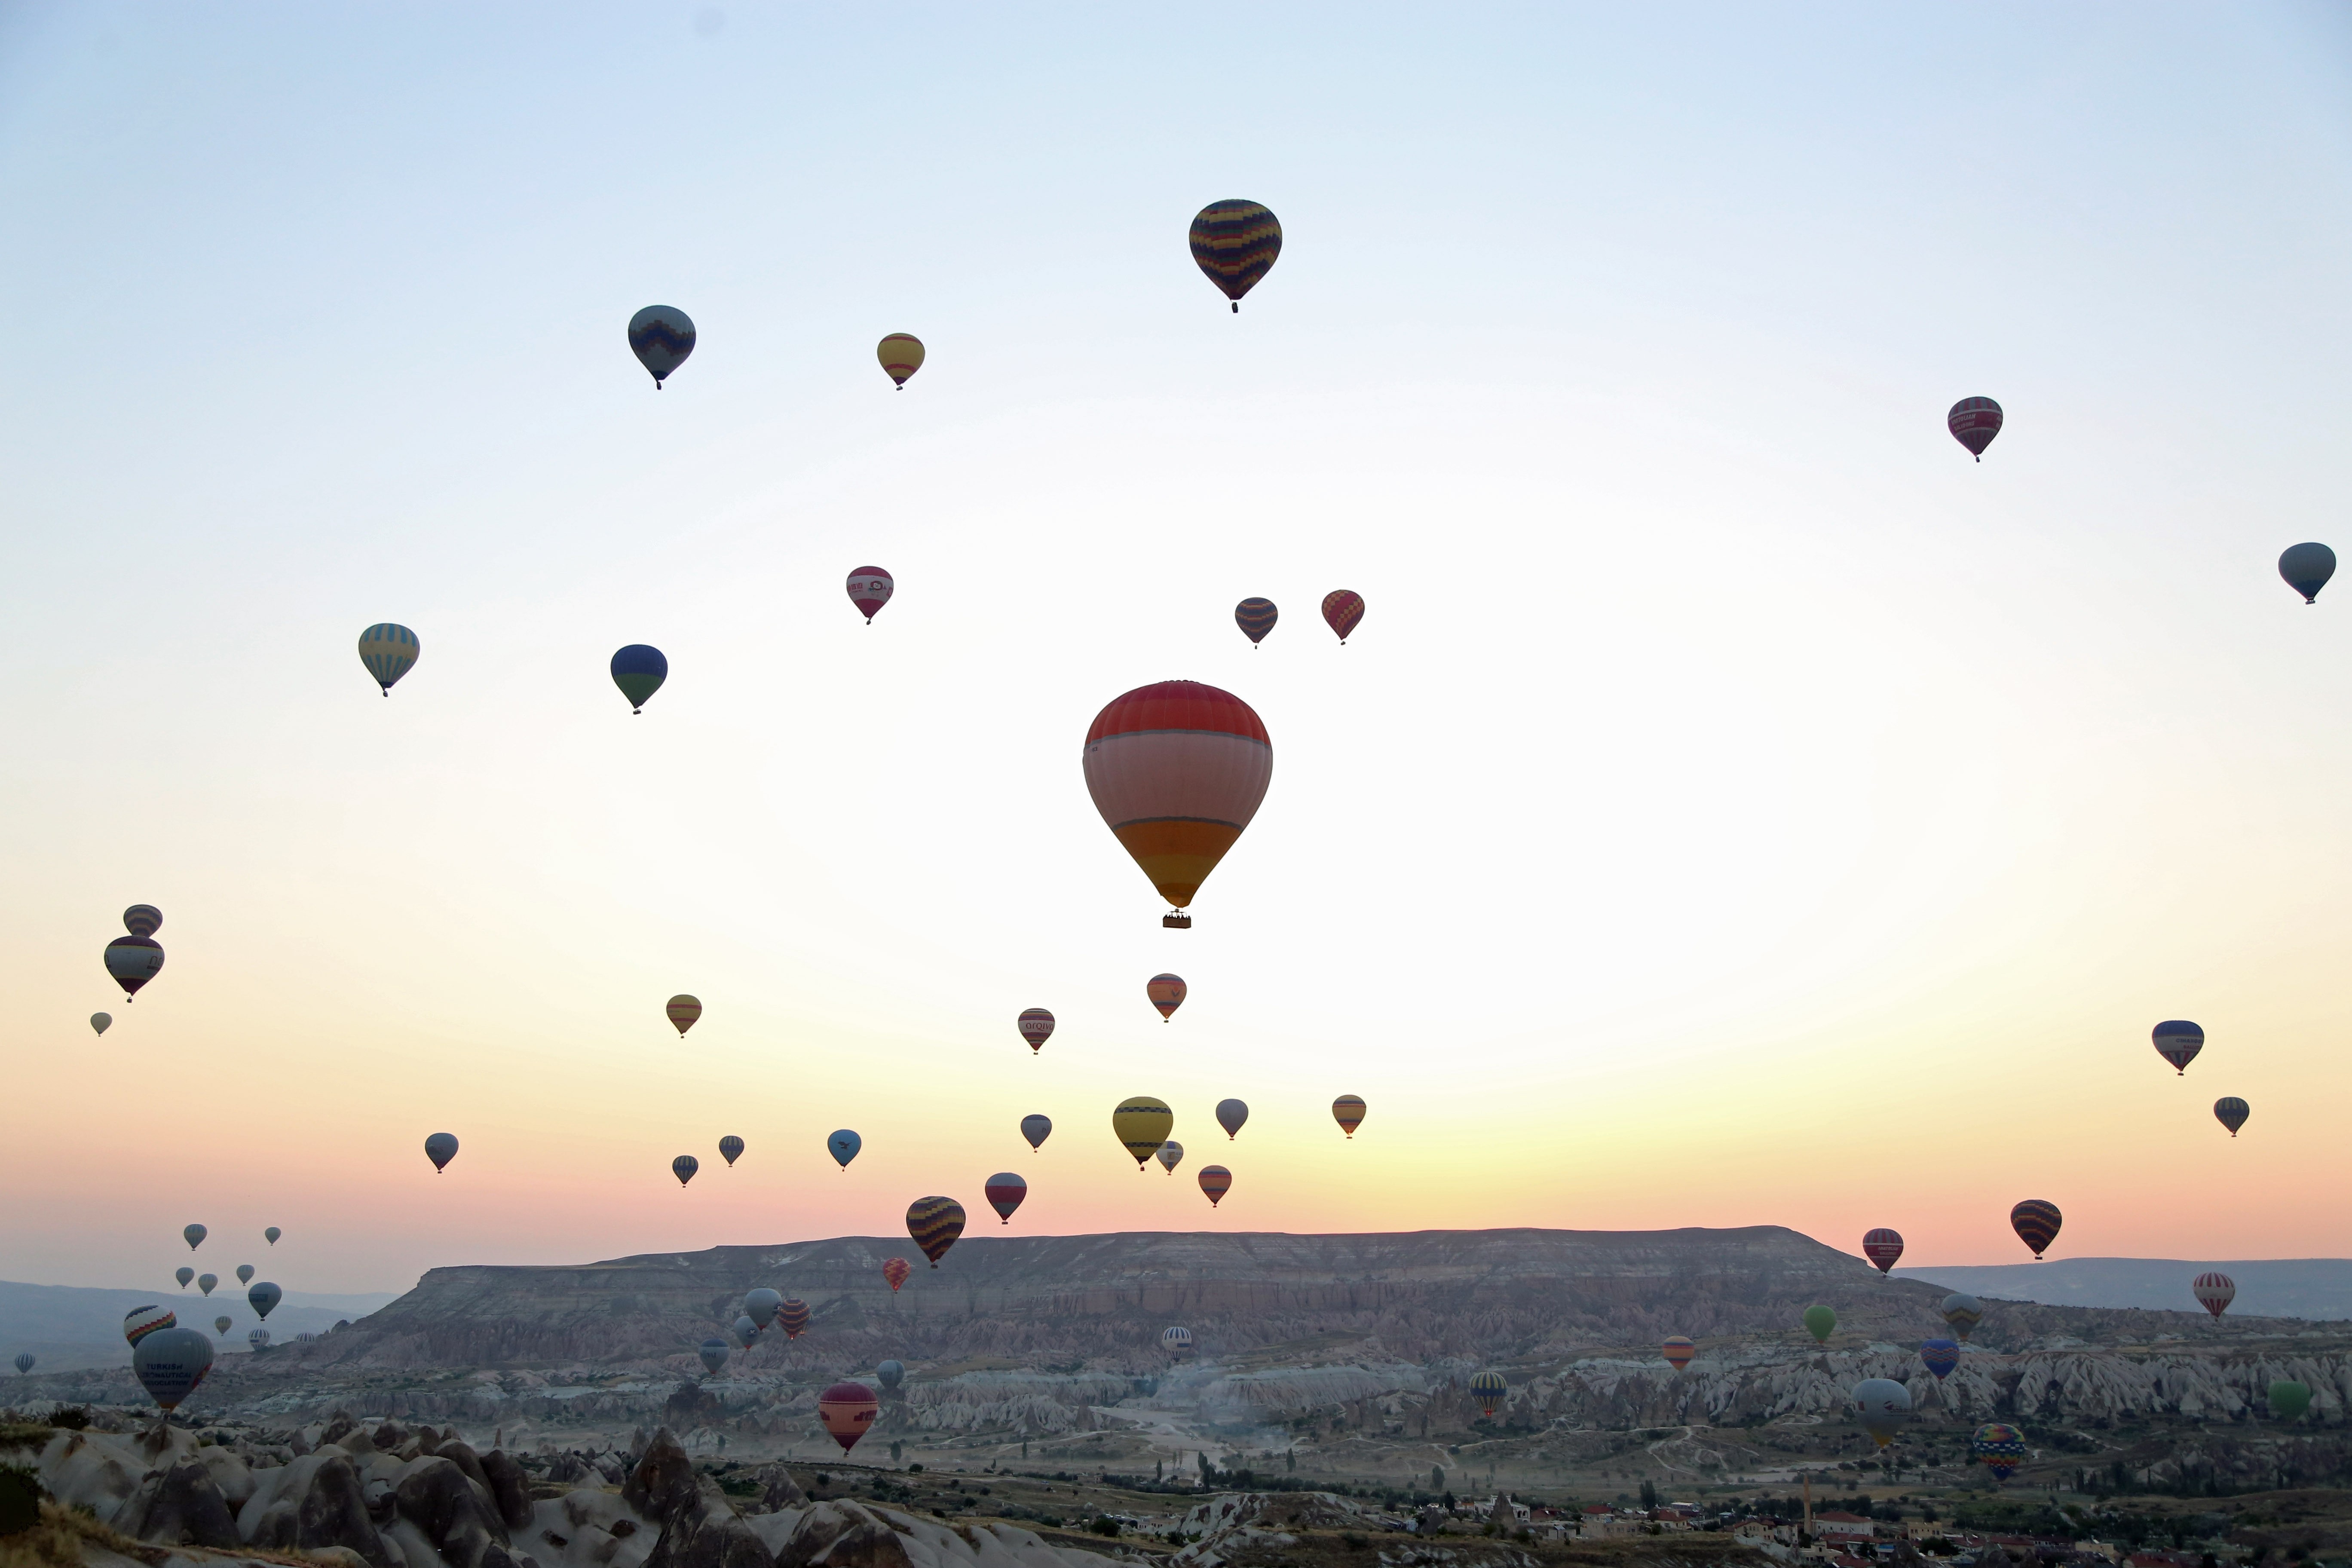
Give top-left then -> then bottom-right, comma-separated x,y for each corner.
45,1411 -> 85,1433
1088,1516 -> 1120,1537
1342,1532 -> 1368,1550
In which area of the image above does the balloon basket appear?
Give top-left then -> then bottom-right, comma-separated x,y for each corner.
1162,913 -> 1191,929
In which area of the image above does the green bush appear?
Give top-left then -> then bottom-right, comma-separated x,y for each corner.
1088,1516 -> 1121,1537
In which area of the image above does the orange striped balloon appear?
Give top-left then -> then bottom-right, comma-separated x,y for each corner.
777,1298 -> 810,1338
881,1258 -> 912,1292
1332,1095 -> 1367,1138
1147,974 -> 1186,1020
1198,1166 -> 1232,1207
906,1197 -> 966,1267
1663,1336 -> 1696,1372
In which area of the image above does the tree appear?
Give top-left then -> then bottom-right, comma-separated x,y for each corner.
1433,1466 -> 1445,1493
1641,1481 -> 1659,1511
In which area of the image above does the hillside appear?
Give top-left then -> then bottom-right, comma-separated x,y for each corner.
1896,1258 -> 2352,1320
0,1279 -> 405,1371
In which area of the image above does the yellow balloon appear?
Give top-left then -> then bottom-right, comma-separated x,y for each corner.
1112,1097 -> 1173,1169
876,333 -> 925,388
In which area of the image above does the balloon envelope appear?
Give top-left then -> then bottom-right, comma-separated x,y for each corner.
881,1259 -> 912,1292
1157,1140 -> 1184,1174
699,1338 -> 729,1375
1851,1378 -> 1912,1448
1188,200 -> 1282,309
906,1197 -> 966,1266
1147,974 -> 1187,1020
2214,1097 -> 2250,1137
10,1354 -> 28,1375
248,1329 -> 269,1350
236,1265 -> 254,1286
175,1268 -> 193,1289
247,1282 -> 281,1320
2193,1272 -> 2236,1318
1662,1337 -> 1695,1372
817,1381 -> 879,1452
264,1228 -> 280,1245
1113,1097 -> 1174,1167
1198,1165 -> 1231,1207
212,1318 -> 231,1336
1017,1008 -> 1055,1053
733,1315 -> 758,1343
983,1173 -> 1027,1223
357,624 -> 420,692
1920,1338 -> 1960,1380
2153,1020 -> 2204,1075
1948,396 -> 2003,459
1020,1114 -> 1053,1150
611,645 -> 668,712
1332,1096 -> 1367,1138
124,1305 -> 175,1345
827,1130 -> 861,1168
744,1289 -> 781,1328
876,334 -> 925,388
628,305 -> 695,387
777,1298 -> 810,1338
1803,1305 -> 1836,1344
877,1359 -> 904,1390
1941,1292 -> 1983,1340
90,1012 -> 111,1036
1234,598 -> 1277,644
1321,590 -> 1364,643
1084,681 -> 1272,917
666,995 -> 702,1035
1862,1228 -> 1904,1274
2270,1380 -> 2312,1420
672,1155 -> 698,1185
1469,1369 -> 1507,1415
425,1133 -> 459,1173
2280,542 -> 2336,603
1215,1099 -> 1248,1139
1161,1326 -> 1194,1356
1971,1422 -> 2026,1480
105,935 -> 164,997
2011,1199 -> 2063,1259
719,1135 -> 744,1166
196,1275 -> 216,1295
183,1225 -> 206,1251
846,567 -> 894,623
124,905 -> 162,937
133,1326 -> 214,1412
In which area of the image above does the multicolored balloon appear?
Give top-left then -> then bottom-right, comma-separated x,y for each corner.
2214,1097 -> 2249,1137
984,1172 -> 1027,1224
175,1268 -> 194,1289
719,1135 -> 744,1166
1198,1165 -> 1231,1207
2153,1020 -> 2203,1075
699,1338 -> 729,1375
2193,1272 -> 2235,1318
90,1012 -> 110,1035
818,1381 -> 879,1452
1803,1305 -> 1836,1344
1157,1140 -> 1185,1175
1234,598 -> 1277,646
628,306 -> 695,388
1147,974 -> 1187,1020
1020,1114 -> 1052,1150
1017,1008 -> 1054,1054
2270,1380 -> 2311,1420
2011,1199 -> 2062,1259
906,1196 -> 967,1267
666,995 -> 702,1036
827,1129 -> 862,1169
1084,681 -> 1272,925
1941,1292 -> 1983,1341
876,1360 -> 904,1390
876,334 -> 925,390
1948,397 -> 2003,460
744,1289 -> 781,1328
2279,543 -> 2335,604
1920,1338 -> 1960,1380
123,1305 -> 174,1346
357,624 -> 420,695
846,567 -> 894,624
1469,1369 -> 1507,1417
1851,1378 -> 1911,1448
881,1258 -> 912,1292
1188,200 -> 1282,312
1322,590 -> 1364,644
1161,1326 -> 1194,1357
1215,1099 -> 1248,1139
1662,1337 -> 1695,1372
1971,1422 -> 2026,1480
1862,1228 -> 1904,1275
1331,1096 -> 1366,1138
183,1224 -> 206,1250
610,645 -> 668,713
246,1281 -> 280,1320
1113,1097 -> 1174,1167
777,1298 -> 810,1339
133,1326 -> 214,1412
672,1155 -> 699,1186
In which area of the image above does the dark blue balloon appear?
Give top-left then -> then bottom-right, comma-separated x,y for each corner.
827,1129 -> 861,1169
1920,1338 -> 1960,1380
611,645 -> 669,713
2280,542 -> 2336,604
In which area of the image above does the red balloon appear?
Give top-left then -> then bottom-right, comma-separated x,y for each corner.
1017,1008 -> 1054,1054
1147,974 -> 1187,1021
983,1173 -> 1027,1225
817,1381 -> 879,1452
1321,590 -> 1365,643
881,1258 -> 912,1292
1862,1228 -> 1905,1275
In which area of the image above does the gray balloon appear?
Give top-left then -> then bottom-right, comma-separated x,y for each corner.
628,306 -> 696,388
212,1317 -> 231,1336
732,1314 -> 758,1344
236,1265 -> 254,1285
183,1224 -> 206,1250
2281,542 -> 2337,604
1850,1377 -> 1912,1447
425,1133 -> 459,1173
744,1288 -> 781,1329
175,1267 -> 194,1289
133,1326 -> 214,1412
1020,1115 -> 1052,1151
699,1338 -> 729,1375
265,1227 -> 281,1245
90,1012 -> 111,1036
719,1136 -> 744,1167
12,1354 -> 32,1375
876,1359 -> 904,1390
1215,1099 -> 1249,1139
247,1281 -> 282,1320
672,1155 -> 698,1186
196,1274 -> 217,1296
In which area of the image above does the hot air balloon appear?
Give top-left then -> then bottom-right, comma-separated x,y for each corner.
248,1329 -> 270,1351
123,1306 -> 174,1346
1113,1097 -> 1174,1168
264,1228 -> 280,1245
877,1360 -> 904,1390
1215,1099 -> 1248,1139
12,1354 -> 31,1375
125,904 -> 161,937
1851,1378 -> 1911,1448
744,1289 -> 781,1328
669,1155 -> 698,1186
213,1317 -> 231,1336
183,1225 -> 205,1250
134,1326 -> 214,1413
1321,591 -> 1364,644
1971,1423 -> 2026,1481
2271,1381 -> 2312,1421
1020,1114 -> 1053,1150
666,995 -> 702,1036
1803,1305 -> 1836,1344
699,1338 -> 729,1375
1862,1228 -> 1904,1275
1084,681 -> 1272,928
611,645 -> 668,713
197,1274 -> 216,1296
1662,1337 -> 1695,1372
1161,1326 -> 1194,1357
628,306 -> 695,388
105,919 -> 164,1000
175,1268 -> 194,1289
1948,397 -> 2003,460
1017,1008 -> 1054,1053
733,1315 -> 758,1344
425,1132 -> 458,1173
1332,1096 -> 1366,1138
1148,974 -> 1187,1020
1198,1166 -> 1231,1207
357,625 -> 420,695
720,1135 -> 744,1166
1941,1292 -> 1983,1341
247,1282 -> 281,1320
828,1129 -> 861,1169
906,1197 -> 966,1267
876,334 -> 925,390
778,1298 -> 810,1339
1920,1339 -> 1960,1381
236,1265 -> 254,1286
2280,543 -> 2336,604
1157,1140 -> 1184,1175
91,1012 -> 111,1036
2011,1200 -> 2062,1259
984,1172 -> 1028,1223
846,567 -> 894,624
2193,1272 -> 2236,1318
881,1259 -> 912,1292
2153,1021 -> 2203,1075
2214,1097 -> 2249,1137
1234,599 -> 1277,646
818,1381 -> 879,1452
1189,200 -> 1281,312
1469,1370 -> 1507,1418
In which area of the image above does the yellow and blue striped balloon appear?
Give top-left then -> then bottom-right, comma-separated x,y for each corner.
357,625 -> 419,695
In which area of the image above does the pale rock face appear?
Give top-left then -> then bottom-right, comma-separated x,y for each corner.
763,1500 -> 1125,1568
